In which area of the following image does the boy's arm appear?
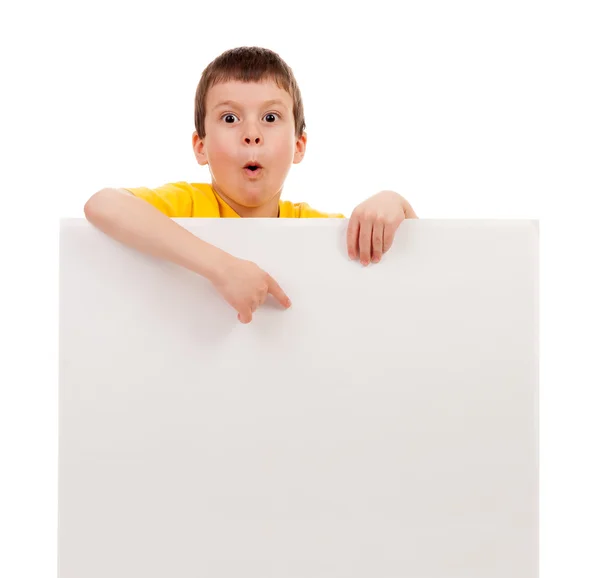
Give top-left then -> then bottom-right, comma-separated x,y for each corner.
84,188 -> 230,282
83,188 -> 291,323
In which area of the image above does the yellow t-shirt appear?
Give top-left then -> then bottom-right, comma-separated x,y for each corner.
122,181 -> 346,219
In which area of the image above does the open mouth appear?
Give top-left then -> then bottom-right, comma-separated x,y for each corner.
243,162 -> 263,176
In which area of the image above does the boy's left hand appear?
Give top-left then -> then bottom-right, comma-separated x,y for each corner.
347,190 -> 418,265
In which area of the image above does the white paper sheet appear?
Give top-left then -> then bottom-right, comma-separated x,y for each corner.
59,218 -> 539,578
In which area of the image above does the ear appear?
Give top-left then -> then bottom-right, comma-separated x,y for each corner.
292,132 -> 308,164
192,131 -> 209,166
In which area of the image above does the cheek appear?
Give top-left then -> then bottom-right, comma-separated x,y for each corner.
273,134 -> 295,163
208,145 -> 237,171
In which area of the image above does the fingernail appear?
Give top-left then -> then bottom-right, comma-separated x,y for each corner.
372,257 -> 380,263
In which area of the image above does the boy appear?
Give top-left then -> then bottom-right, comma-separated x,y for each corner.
84,46 -> 418,324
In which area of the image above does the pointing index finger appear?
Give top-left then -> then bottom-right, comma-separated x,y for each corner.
267,275 -> 292,308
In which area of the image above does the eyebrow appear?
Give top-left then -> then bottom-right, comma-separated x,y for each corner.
212,99 -> 287,111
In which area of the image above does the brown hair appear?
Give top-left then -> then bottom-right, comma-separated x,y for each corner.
194,46 -> 306,140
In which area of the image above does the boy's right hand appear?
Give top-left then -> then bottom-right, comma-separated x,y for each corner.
210,255 -> 292,324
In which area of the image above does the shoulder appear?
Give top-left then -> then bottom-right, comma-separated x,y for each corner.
186,182 -> 221,204
123,181 -> 214,199
279,200 -> 346,219
123,181 -> 188,195
121,181 -> 219,217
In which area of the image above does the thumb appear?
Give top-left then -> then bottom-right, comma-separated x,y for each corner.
238,309 -> 253,324
403,201 -> 418,219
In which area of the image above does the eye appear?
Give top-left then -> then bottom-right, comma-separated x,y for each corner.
221,113 -> 239,123
264,112 -> 280,123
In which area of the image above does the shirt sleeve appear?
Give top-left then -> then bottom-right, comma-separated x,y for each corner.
122,182 -> 194,217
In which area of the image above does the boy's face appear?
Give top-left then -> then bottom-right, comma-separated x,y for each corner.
193,79 -> 307,211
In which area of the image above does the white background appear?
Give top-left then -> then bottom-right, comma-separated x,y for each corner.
1,0 -> 598,576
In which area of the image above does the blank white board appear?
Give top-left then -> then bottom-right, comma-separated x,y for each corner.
59,218 -> 539,578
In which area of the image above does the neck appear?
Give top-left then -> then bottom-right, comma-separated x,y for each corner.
236,201 -> 280,218
212,182 -> 281,218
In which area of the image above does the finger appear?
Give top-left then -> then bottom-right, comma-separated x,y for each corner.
371,220 -> 384,263
238,308 -> 253,324
347,215 -> 360,259
382,221 -> 397,254
267,275 -> 292,308
383,215 -> 403,254
359,218 -> 373,265
258,290 -> 268,306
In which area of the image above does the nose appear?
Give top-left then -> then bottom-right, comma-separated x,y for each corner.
244,122 -> 262,145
